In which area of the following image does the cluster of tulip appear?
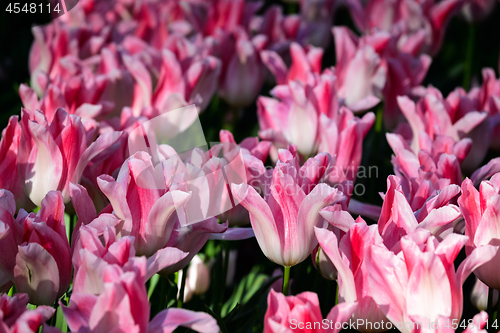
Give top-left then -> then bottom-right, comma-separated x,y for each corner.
2,0 -> 500,332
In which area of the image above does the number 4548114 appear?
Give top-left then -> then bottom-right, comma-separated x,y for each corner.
6,2 -> 61,13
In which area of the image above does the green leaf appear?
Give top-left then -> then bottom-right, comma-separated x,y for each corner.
55,305 -> 68,332
64,213 -> 71,242
148,274 -> 160,300
204,304 -> 229,333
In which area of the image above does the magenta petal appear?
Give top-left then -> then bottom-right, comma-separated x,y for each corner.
14,243 -> 60,305
146,247 -> 188,281
325,302 -> 357,333
231,183 -> 282,265
148,308 -> 219,333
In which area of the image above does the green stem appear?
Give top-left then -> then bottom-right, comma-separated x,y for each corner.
463,24 -> 475,91
375,103 -> 384,134
282,266 -> 291,296
488,287 -> 494,320
177,266 -> 188,308
335,281 -> 339,306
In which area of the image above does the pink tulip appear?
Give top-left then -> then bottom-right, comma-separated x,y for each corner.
178,254 -> 211,303
96,150 -> 230,274
96,151 -> 192,257
346,0 -> 462,55
0,293 -> 56,333
232,148 -> 346,267
217,29 -> 267,107
218,130 -> 272,226
297,0 -> 337,48
203,0 -> 262,36
0,117 -> 29,210
396,93 -> 489,172
29,24 -> 73,96
261,42 -> 323,86
332,27 -> 387,112
250,6 -> 301,53
17,108 -> 121,206
315,218 -> 390,332
14,191 -> 72,305
264,289 -> 356,333
62,257 -> 219,333
461,0 -> 497,21
377,175 -> 461,249
387,132 -> 470,211
364,231 -> 497,333
123,47 -> 220,116
474,68 -> 500,151
0,190 -> 22,293
471,157 -> 500,186
72,221 -> 188,295
19,76 -> 111,123
258,65 -> 374,161
458,175 -> 500,290
471,278 -> 499,311
258,75 -> 334,157
319,107 -> 375,186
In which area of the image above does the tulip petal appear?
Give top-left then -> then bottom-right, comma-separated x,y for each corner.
146,247 -> 188,281
231,183 -> 282,265
14,243 -> 60,305
325,302 -> 357,333
148,308 -> 219,333
315,227 -> 357,303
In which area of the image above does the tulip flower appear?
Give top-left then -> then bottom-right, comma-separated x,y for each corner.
123,48 -> 220,116
20,50 -> 114,122
461,0 -> 497,22
258,67 -> 375,160
364,231 -> 498,333
96,151 -> 193,257
458,175 -> 500,290
97,150 -> 233,274
345,0 -> 462,55
333,27 -> 431,128
332,27 -> 386,112
474,68 -> 500,151
296,0 -> 337,48
28,25 -> 72,96
203,0 -> 262,35
471,157 -> 500,186
178,254 -> 211,303
218,130 -> 271,226
232,148 -> 346,267
0,293 -> 57,333
17,108 -> 121,206
264,289 -> 356,333
72,222 -> 188,295
377,175 -> 461,249
396,94 -> 489,172
13,191 -> 72,305
0,189 -> 22,293
62,257 -> 219,333
387,132 -> 470,211
315,218 -> 390,332
0,117 -> 29,210
250,6 -> 301,53
471,278 -> 499,311
261,42 -> 323,86
217,29 -> 267,107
